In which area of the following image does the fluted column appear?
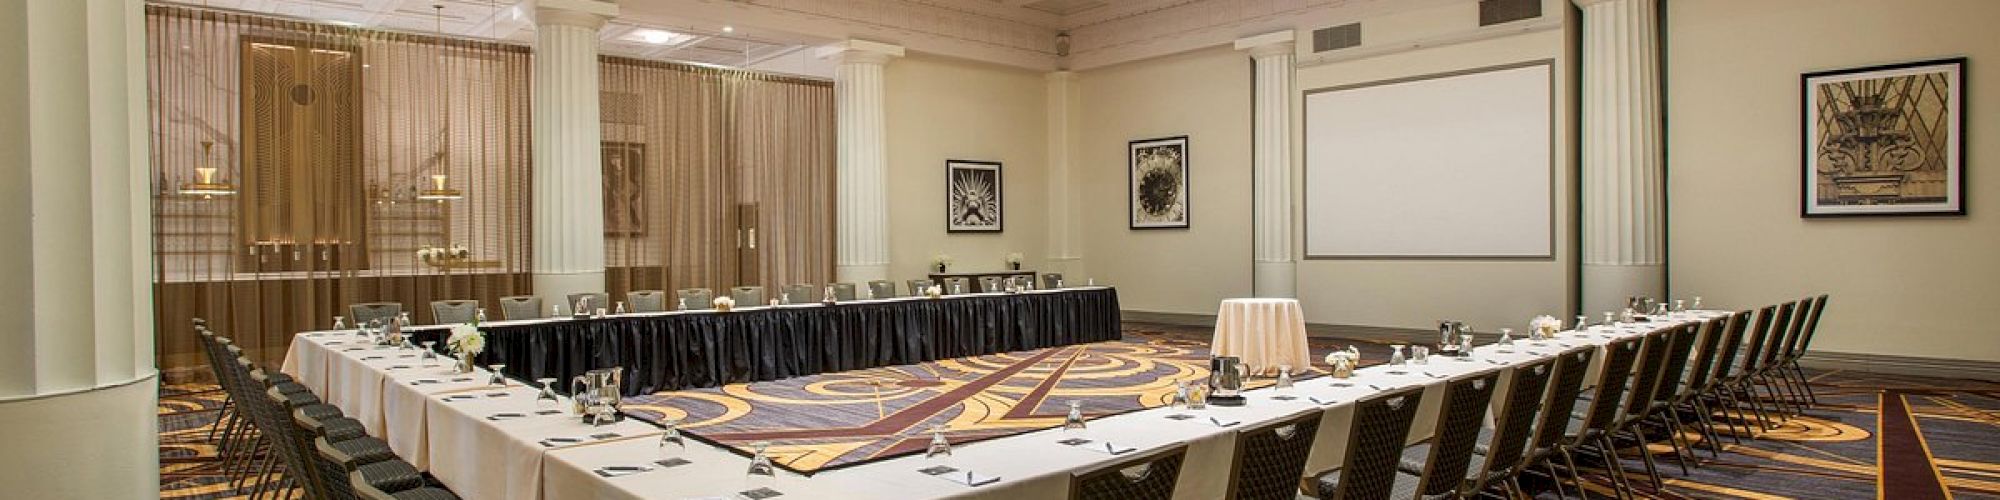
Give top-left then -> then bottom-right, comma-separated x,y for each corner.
0,0 -> 159,497
819,40 -> 903,283
530,0 -> 617,304
1576,0 -> 1665,314
1237,31 -> 1297,298
1045,71 -> 1084,280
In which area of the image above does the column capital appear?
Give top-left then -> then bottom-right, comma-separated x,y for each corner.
817,40 -> 905,66
1233,30 -> 1296,59
532,0 -> 618,29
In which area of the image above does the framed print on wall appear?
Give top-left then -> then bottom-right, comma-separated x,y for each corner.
1802,57 -> 1965,217
601,141 -> 647,236
946,160 -> 1003,233
1129,135 -> 1191,229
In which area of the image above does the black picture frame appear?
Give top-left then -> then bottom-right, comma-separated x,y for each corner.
945,159 -> 1003,233
1128,135 -> 1191,229
1800,57 -> 1966,218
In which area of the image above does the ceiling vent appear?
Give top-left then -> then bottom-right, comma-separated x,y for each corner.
1311,23 -> 1361,53
1479,0 -> 1543,26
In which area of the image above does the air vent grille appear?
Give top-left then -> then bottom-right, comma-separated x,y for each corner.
1311,23 -> 1361,53
1479,0 -> 1542,26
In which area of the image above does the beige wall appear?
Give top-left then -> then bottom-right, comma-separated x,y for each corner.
1293,0 -> 1576,332
1667,0 -> 2000,362
884,55 -> 1051,289
1076,46 -> 1256,314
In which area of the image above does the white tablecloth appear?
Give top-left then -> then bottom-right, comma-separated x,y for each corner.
1212,298 -> 1314,376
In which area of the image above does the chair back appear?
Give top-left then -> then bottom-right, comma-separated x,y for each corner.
248,376 -> 316,500
906,279 -> 934,296
1784,295 -> 1828,362
781,284 -> 815,304
429,300 -> 479,325
1705,310 -> 1754,386
1226,410 -> 1323,500
1649,323 -> 1702,406
1577,336 -> 1643,435
1680,314 -> 1733,399
1320,386 -> 1425,500
627,290 -> 667,313
1731,305 -> 1780,381
867,280 -> 897,299
497,296 -> 542,320
1414,370 -> 1502,498
676,288 -> 714,310
566,292 -> 610,313
1069,445 -> 1188,500
730,286 -> 765,304
832,283 -> 858,301
1043,273 -> 1065,289
1531,346 -> 1596,454
941,277 -> 972,294
1620,329 -> 1677,421
313,436 -> 363,500
348,302 -> 402,326
977,276 -> 1004,292
1755,302 -> 1798,372
1478,358 -> 1556,489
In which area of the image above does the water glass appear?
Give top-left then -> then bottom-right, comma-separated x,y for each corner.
1275,365 -> 1294,389
745,442 -> 777,489
420,341 -> 438,366
475,308 -> 488,323
1498,328 -> 1514,346
1411,347 -> 1429,365
924,425 -> 952,459
487,364 -> 508,386
1692,296 -> 1703,310
658,418 -> 686,455
1389,345 -> 1407,366
535,378 -> 560,408
1063,400 -> 1087,430
333,315 -> 347,330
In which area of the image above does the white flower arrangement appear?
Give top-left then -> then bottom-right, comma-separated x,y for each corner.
932,253 -> 953,266
1530,315 -> 1562,338
1004,252 -> 1023,265
446,324 -> 484,356
712,295 -> 736,312
924,285 -> 944,299
417,244 -> 471,264
1323,345 -> 1360,366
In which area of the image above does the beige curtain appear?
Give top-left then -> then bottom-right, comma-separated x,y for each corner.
147,5 -> 533,380
598,57 -> 835,302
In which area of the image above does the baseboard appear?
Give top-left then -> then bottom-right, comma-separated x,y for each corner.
1799,350 -> 2000,382
1120,310 -> 1215,326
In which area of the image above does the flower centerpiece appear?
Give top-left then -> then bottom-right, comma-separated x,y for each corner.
713,295 -> 736,312
417,244 -> 471,265
446,324 -> 484,373
924,285 -> 944,299
1005,252 -> 1024,270
1529,315 -> 1562,340
1324,345 -> 1361,379
931,253 -> 953,273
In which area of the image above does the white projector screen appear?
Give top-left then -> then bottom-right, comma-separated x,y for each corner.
1304,62 -> 1553,258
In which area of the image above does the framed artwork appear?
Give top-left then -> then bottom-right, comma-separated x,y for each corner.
1129,136 -> 1191,229
946,160 -> 1002,233
602,141 -> 647,235
1802,57 -> 1965,217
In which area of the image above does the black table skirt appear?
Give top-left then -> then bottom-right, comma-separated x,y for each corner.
417,288 -> 1120,397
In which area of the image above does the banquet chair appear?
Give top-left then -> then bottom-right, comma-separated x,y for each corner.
1393,369 -> 1502,500
1780,295 -> 1829,407
1068,444 -> 1188,500
942,277 -> 972,294
1043,273 -> 1064,289
315,436 -> 434,500
627,290 -> 667,313
349,303 -> 403,327
242,370 -> 342,500
832,282 -> 858,301
1636,323 -> 1704,476
907,279 -> 935,296
269,386 -> 396,500
1557,336 -> 1644,500
197,332 -> 262,488
566,292 -> 610,314
1603,328 -> 1680,489
1744,302 -> 1799,423
1757,300 -> 1810,416
978,276 -> 1004,292
1459,358 -> 1556,499
1718,305 -> 1782,433
429,300 -> 478,325
1224,410 -> 1323,499
1766,296 -> 1821,410
868,280 -> 897,299
1494,346 -> 1595,500
730,286 -> 765,305
1668,314 -> 1737,458
676,288 -> 713,310
1697,311 -> 1756,444
781,284 -> 815,304
496,296 -> 541,320
1312,386 -> 1426,500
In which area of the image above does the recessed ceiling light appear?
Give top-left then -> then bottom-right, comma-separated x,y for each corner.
635,29 -> 681,45
722,25 -> 734,33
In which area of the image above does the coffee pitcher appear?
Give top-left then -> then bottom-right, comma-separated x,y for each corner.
570,367 -> 624,425
1208,356 -> 1251,406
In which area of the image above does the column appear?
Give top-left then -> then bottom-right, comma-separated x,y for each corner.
818,40 -> 903,284
530,0 -> 617,304
0,0 -> 159,497
1576,0 -> 1665,314
1045,71 -> 1085,280
1236,31 -> 1297,298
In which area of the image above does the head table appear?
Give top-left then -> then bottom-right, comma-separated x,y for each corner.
282,296 -> 1727,500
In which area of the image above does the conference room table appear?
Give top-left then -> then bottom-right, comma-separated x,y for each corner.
283,298 -> 1727,500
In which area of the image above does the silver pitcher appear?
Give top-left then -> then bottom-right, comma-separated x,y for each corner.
1208,356 -> 1251,400
570,367 -> 624,425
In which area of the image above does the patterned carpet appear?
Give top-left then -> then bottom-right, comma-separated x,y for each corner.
155,322 -> 2000,499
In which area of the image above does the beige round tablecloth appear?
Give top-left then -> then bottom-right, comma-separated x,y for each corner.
1210,298 -> 1312,376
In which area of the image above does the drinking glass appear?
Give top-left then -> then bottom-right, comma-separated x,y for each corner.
1187,382 -> 1209,410
924,425 -> 952,459
1601,311 -> 1615,327
1692,296 -> 1703,310
658,418 -> 686,455
1411,347 -> 1429,365
744,442 -> 777,490
1574,315 -> 1588,331
535,378 -> 560,408
1459,335 -> 1475,361
1389,345 -> 1407,366
475,308 -> 488,323
1674,299 -> 1686,313
1275,365 -> 1294,389
614,301 -> 626,315
1063,400 -> 1087,430
420,341 -> 438,366
487,364 -> 508,386
333,316 -> 347,330
1170,380 -> 1190,408
1498,328 -> 1514,346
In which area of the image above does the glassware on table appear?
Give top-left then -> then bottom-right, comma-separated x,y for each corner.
924,425 -> 952,459
1063,400 -> 1087,430
745,441 -> 777,488
487,364 -> 508,386
1411,347 -> 1429,365
475,308 -> 488,323
1275,365 -> 1294,389
1673,299 -> 1686,313
535,378 -> 561,408
551,303 -> 566,318
658,418 -> 686,455
333,315 -> 347,330
1574,315 -> 1588,331
1170,380 -> 1190,408
1187,382 -> 1209,410
1498,328 -> 1514,346
1692,296 -> 1703,310
366,318 -> 384,343
1389,345 -> 1407,366
768,299 -> 780,307
420,341 -> 438,366
614,301 -> 626,315
1601,311 -> 1615,327
1459,335 -> 1476,361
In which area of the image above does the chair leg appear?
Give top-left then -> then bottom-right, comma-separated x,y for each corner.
1738,381 -> 1776,431
1659,412 -> 1694,474
1788,361 -> 1820,407
1690,399 -> 1726,458
206,395 -> 234,441
1710,389 -> 1749,443
1622,425 -> 1665,490
1594,435 -> 1638,500
1542,459 -> 1570,500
